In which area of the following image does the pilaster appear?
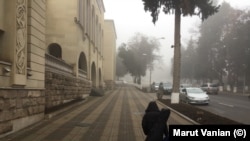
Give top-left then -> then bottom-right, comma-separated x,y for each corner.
12,0 -> 27,86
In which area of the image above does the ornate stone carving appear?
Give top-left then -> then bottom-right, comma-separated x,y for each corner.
16,0 -> 26,74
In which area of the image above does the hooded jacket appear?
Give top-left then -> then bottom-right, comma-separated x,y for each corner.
142,102 -> 170,141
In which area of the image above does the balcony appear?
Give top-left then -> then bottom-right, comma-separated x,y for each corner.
45,53 -> 74,76
79,69 -> 87,79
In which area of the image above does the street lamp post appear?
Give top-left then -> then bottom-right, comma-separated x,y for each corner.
243,64 -> 247,95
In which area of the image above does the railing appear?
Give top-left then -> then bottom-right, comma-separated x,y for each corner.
45,53 -> 74,75
79,69 -> 87,79
0,61 -> 12,66
0,61 -> 11,76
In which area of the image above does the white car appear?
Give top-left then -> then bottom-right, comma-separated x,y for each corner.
180,87 -> 209,105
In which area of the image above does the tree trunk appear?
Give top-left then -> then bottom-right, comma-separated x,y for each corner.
171,6 -> 181,104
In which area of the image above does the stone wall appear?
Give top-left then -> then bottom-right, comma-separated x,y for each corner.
0,0 -> 46,137
0,89 -> 44,135
45,70 -> 91,111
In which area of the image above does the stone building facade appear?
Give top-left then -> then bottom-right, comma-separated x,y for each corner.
0,0 -> 116,137
0,0 -> 46,136
103,20 -> 117,90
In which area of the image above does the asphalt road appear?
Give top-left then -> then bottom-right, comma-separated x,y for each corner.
194,93 -> 250,124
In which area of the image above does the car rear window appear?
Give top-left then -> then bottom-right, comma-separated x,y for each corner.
201,84 -> 208,87
211,84 -> 218,87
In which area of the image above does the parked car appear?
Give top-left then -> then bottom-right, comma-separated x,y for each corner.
163,83 -> 172,95
152,82 -> 172,94
151,82 -> 160,92
180,83 -> 192,92
200,83 -> 219,94
180,87 -> 210,105
180,83 -> 192,88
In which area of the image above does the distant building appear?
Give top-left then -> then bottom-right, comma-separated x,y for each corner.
103,20 -> 117,90
0,0 -> 116,137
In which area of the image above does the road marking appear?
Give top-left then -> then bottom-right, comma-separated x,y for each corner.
218,102 -> 234,108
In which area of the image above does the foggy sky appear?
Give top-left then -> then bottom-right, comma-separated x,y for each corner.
103,0 -> 250,84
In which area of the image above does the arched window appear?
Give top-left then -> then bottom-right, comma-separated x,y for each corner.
48,43 -> 62,59
78,52 -> 87,71
99,68 -> 102,86
91,62 -> 96,87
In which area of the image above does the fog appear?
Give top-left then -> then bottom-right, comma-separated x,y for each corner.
104,0 -> 250,85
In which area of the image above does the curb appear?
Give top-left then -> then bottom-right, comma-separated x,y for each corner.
156,100 -> 200,125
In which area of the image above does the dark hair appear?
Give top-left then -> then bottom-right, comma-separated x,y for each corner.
145,101 -> 160,113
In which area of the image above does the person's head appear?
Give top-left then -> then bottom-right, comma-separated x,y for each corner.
145,101 -> 160,113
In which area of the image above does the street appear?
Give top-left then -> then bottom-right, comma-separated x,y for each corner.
0,85 -> 193,141
195,93 -> 250,124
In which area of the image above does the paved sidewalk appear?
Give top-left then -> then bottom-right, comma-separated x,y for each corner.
0,86 -> 195,141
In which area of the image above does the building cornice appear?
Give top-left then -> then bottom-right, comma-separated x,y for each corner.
104,19 -> 117,39
97,0 -> 105,13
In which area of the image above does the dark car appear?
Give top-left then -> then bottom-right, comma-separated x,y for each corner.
180,83 -> 192,88
163,83 -> 172,95
200,83 -> 219,94
150,82 -> 160,92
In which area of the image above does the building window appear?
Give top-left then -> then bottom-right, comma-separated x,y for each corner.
86,0 -> 90,36
78,0 -> 86,30
48,43 -> 62,59
92,7 -> 95,43
95,16 -> 98,48
92,7 -> 95,52
78,52 -> 87,72
0,30 -> 4,60
98,24 -> 101,51
101,29 -> 104,56
78,0 -> 83,24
